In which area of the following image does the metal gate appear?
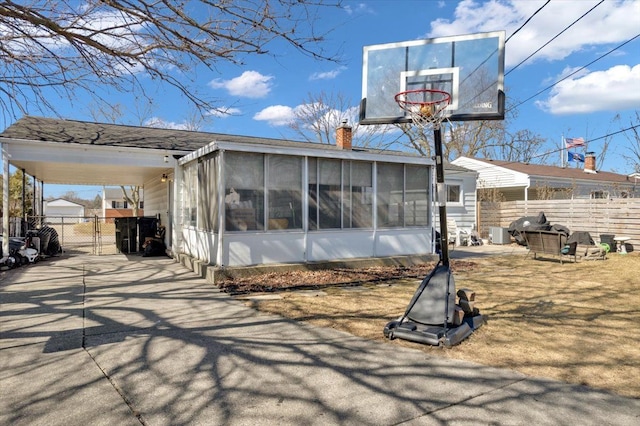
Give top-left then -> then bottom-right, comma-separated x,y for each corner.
19,216 -> 119,255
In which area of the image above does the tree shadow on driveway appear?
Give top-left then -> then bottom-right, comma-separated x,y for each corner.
1,256 -> 638,425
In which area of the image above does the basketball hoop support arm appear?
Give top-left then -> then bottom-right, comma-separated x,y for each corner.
433,127 -> 450,267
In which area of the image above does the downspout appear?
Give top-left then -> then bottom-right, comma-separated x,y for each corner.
524,183 -> 530,216
2,143 -> 9,259
32,175 -> 37,217
40,181 -> 44,224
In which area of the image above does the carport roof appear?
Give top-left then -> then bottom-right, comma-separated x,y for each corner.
1,115 -> 295,151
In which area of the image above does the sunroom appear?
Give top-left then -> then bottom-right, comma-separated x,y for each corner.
175,127 -> 435,268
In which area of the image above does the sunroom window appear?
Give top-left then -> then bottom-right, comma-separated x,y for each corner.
224,152 -> 264,231
345,161 -> 373,228
180,162 -> 198,227
267,155 -> 303,230
309,159 -> 373,230
405,165 -> 429,226
377,162 -> 429,227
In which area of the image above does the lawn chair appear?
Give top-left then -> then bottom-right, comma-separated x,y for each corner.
566,231 -> 606,260
447,218 -> 469,246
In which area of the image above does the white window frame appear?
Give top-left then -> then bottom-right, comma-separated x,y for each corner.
446,181 -> 463,206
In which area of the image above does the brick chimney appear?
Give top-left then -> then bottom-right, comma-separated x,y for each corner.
584,152 -> 596,173
336,119 -> 352,150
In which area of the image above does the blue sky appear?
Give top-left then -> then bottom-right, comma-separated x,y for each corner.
5,0 -> 640,198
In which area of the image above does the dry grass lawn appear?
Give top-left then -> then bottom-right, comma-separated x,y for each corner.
244,252 -> 640,399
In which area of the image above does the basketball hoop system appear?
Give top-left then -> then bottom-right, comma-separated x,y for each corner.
394,89 -> 451,131
396,88 -> 452,266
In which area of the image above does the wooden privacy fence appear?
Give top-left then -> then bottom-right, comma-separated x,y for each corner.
478,199 -> 640,246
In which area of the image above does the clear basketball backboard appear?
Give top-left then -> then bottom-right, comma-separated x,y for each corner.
359,31 -> 505,125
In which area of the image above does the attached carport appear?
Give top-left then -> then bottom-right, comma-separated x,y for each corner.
0,116 -> 207,258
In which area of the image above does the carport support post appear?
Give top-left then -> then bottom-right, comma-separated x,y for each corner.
2,143 -> 9,257
22,169 -> 26,223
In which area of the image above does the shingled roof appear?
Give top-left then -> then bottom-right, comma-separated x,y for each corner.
472,158 -> 634,184
0,116 -> 416,158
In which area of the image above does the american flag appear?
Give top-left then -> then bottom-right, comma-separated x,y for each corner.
565,137 -> 585,149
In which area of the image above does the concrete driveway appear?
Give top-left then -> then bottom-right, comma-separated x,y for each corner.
1,255 -> 638,425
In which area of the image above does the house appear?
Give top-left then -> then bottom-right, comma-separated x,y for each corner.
44,198 -> 85,223
452,155 -> 639,201
439,163 -> 478,230
1,116 -> 466,268
102,187 -> 144,222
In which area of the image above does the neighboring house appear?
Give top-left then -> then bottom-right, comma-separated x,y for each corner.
44,198 -> 85,223
103,187 -> 144,222
452,155 -> 639,201
2,116 -> 451,268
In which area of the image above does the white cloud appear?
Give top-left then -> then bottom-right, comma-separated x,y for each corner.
536,64 -> 640,114
253,105 -> 296,126
254,103 -> 357,128
207,107 -> 241,118
428,0 -> 640,68
309,66 -> 346,81
143,117 -> 192,130
208,71 -> 274,98
343,3 -> 374,15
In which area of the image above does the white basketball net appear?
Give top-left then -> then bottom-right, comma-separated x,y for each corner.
395,90 -> 451,131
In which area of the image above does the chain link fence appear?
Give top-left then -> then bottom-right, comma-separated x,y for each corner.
11,216 -> 121,255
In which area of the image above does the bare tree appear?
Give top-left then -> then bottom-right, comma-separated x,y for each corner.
617,111 -> 640,173
88,98 -> 155,125
393,123 -> 433,157
496,128 -> 550,164
120,185 -> 141,217
289,86 -> 550,163
0,0 -> 342,119
394,95 -> 549,163
287,91 -> 400,149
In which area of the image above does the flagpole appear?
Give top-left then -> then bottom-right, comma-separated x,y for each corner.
561,135 -> 565,168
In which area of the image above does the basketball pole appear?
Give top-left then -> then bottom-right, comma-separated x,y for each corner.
433,125 -> 450,267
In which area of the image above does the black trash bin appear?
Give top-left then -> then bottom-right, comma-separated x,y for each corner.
115,217 -> 138,253
600,234 -> 616,253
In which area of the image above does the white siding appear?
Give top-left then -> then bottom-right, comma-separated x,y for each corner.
374,229 -> 432,257
437,170 -> 477,232
142,173 -> 172,248
218,229 -> 433,267
224,232 -> 305,266
307,231 -> 374,260
452,157 -> 529,188
143,174 -> 170,225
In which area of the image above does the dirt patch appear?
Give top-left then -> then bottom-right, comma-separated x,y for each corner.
232,253 -> 640,399
217,260 -> 480,294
